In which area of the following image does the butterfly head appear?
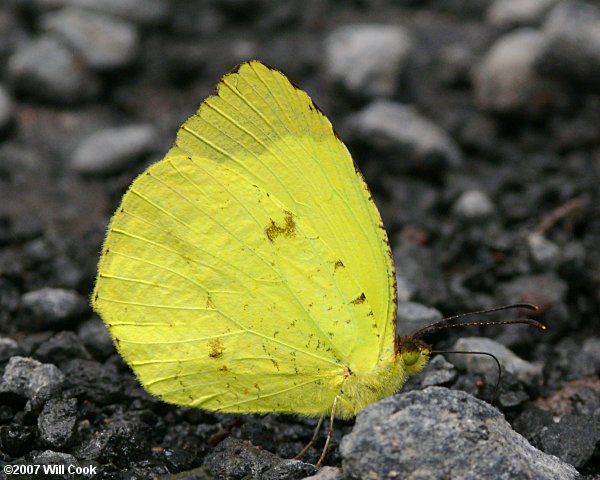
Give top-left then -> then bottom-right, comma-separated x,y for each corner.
396,336 -> 431,375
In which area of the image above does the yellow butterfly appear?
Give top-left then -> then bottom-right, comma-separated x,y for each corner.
92,61 -> 541,465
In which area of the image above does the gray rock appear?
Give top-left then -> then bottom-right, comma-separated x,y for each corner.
0,84 -> 14,131
473,28 -> 567,114
348,100 -> 462,172
536,414 -> 599,469
38,397 -> 77,448
450,336 -> 543,387
70,124 -> 158,175
0,337 -> 23,362
303,466 -> 343,480
527,232 -> 560,268
41,7 -> 139,70
452,189 -> 495,220
7,36 -> 100,105
340,387 -> 579,480
20,287 -> 88,328
324,24 -> 413,98
420,354 -> 458,387
203,437 -> 318,479
0,356 -> 64,407
486,0 -> 558,29
536,1 -> 600,89
396,301 -> 442,336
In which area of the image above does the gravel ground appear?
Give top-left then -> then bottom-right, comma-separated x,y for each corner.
1,1 -> 599,479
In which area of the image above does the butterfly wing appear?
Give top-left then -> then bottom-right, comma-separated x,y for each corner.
93,61 -> 396,416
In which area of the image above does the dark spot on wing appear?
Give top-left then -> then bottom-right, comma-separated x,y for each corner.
351,293 -> 366,305
265,210 -> 296,242
334,260 -> 344,270
218,365 -> 228,372
206,295 -> 215,309
208,339 -> 225,359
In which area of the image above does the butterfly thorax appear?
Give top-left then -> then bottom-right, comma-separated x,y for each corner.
334,337 -> 430,419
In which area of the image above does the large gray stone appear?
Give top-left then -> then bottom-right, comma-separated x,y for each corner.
324,24 -> 413,98
340,387 -> 579,480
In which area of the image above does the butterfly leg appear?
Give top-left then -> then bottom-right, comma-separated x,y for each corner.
316,395 -> 340,467
294,415 -> 325,461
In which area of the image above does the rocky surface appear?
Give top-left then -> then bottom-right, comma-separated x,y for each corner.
1,1 -> 599,479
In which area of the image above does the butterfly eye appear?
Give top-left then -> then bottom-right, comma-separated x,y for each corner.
402,349 -> 421,366
398,340 -> 421,366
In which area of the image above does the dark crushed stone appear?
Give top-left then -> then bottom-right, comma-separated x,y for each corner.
1,1 -> 599,478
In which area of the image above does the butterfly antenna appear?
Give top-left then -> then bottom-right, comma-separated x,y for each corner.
412,303 -> 545,339
431,350 -> 502,405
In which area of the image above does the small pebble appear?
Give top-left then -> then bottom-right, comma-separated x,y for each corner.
34,331 -> 92,366
452,189 -> 495,220
0,356 -> 64,408
486,0 -> 559,29
20,287 -> 88,329
536,414 -> 600,469
396,301 -> 442,336
303,466 -> 343,480
0,337 -> 23,362
7,36 -> 100,105
496,272 -> 568,305
74,417 -> 150,468
536,1 -> 600,90
420,354 -> 458,387
32,450 -> 86,480
527,232 -> 560,269
77,318 -> 115,360
70,124 -> 158,175
203,437 -> 317,479
324,24 -> 413,98
473,28 -> 567,114
394,242 -> 450,306
450,336 -> 543,387
348,100 -> 462,173
41,7 -> 139,70
38,397 -> 77,448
